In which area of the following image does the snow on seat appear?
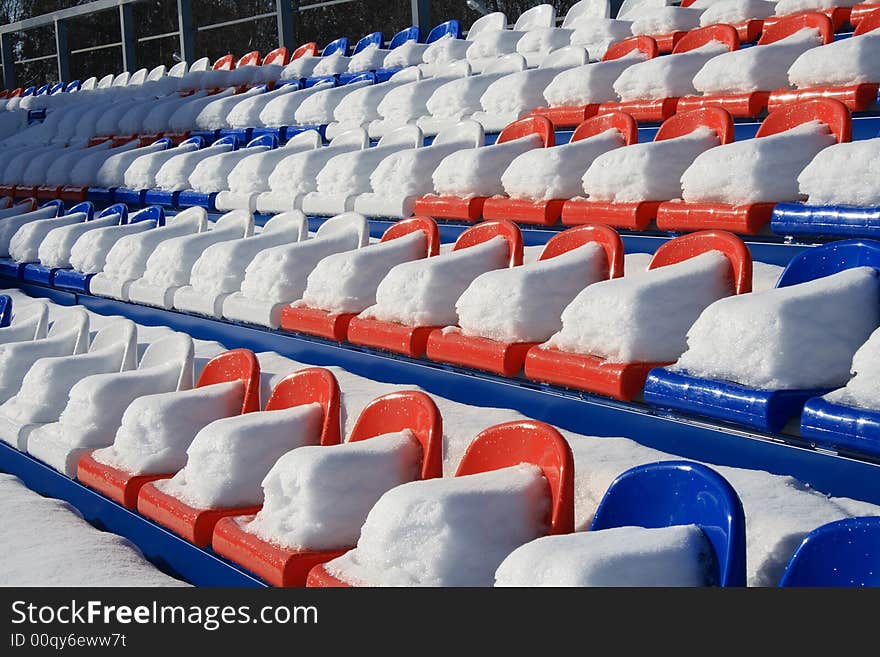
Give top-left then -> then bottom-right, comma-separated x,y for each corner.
604,25 -> 739,122
515,0 -> 611,68
0,300 -> 48,346
254,130 -> 367,214
773,135 -> 880,238
0,200 -> 63,261
89,206 -> 207,301
644,239 -> 880,432
277,38 -> 350,82
292,78 -> 374,128
532,36 -> 657,128
367,61 -> 470,139
167,87 -> 237,133
677,13 -> 831,118
466,4 -> 557,73
0,306 -> 89,405
226,83 -> 302,129
56,206 -> 165,294
139,367 -> 343,547
415,115 -> 553,221
768,11 -> 880,112
0,318 -> 137,451
26,332 -> 193,477
193,85 -> 267,131
222,212 -> 369,329
325,67 -> 422,139
770,0 -> 856,31
562,107 -> 732,230
214,389 -> 441,586
426,224 -> 624,377
419,13 -> 505,75
182,135 -> 277,209
127,209 -> 253,309
374,22 -> 458,80
258,79 -> 335,128
221,51 -> 266,88
281,217 -> 440,341
4,202 -> 94,278
778,517 -> 880,586
21,204 -> 130,286
115,137 -> 203,205
694,0 -> 778,43
342,28 -> 418,79
55,140 -> 142,197
524,230 -> 752,401
78,348 -> 260,509
92,138 -> 173,190
173,212 -> 307,317
657,98 -> 848,234
347,220 -> 523,358
308,32 -> 383,80
354,120 -> 484,218
470,46 -> 590,134
307,419 -> 573,587
301,125 -> 422,216
496,461 -> 746,586
217,131 -> 323,212
629,4 -> 707,53
138,89 -> 211,136
151,135 -> 238,205
484,111 -> 637,225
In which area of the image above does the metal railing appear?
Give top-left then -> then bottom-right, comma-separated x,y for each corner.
0,0 -> 433,89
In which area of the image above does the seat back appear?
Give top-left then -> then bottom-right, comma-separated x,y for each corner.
138,332 -> 194,390
246,133 -> 277,149
433,118 -> 484,147
655,107 -> 735,144
540,224 -> 624,279
776,239 -> 880,288
322,37 -> 350,57
779,517 -> 880,586
213,54 -> 236,71
602,35 -> 659,61
563,0 -> 611,26
88,319 -> 138,370
467,12 -> 507,40
262,47 -> 289,66
672,24 -> 739,54
265,367 -> 342,446
237,51 -> 261,68
66,201 -> 95,220
128,68 -> 148,86
47,308 -> 90,354
497,115 -> 555,147
649,230 -> 753,294
39,199 -> 64,217
456,420 -> 574,534
348,390 -> 443,479
0,301 -> 48,343
130,205 -> 165,227
97,203 -> 129,225
759,12 -> 833,45
0,294 -> 11,328
380,216 -> 440,257
292,42 -> 318,59
756,98 -> 851,143
354,32 -> 384,54
427,20 -> 462,43
196,348 -> 261,414
571,110 -> 638,146
513,4 -> 556,30
590,460 -> 747,587
453,220 -> 524,267
855,8 -> 880,34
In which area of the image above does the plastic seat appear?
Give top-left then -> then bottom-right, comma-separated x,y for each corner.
656,99 -> 851,235
77,348 -> 260,509
562,107 -> 735,230
530,36 -> 660,128
850,4 -> 880,26
591,461 -> 747,586
779,517 -> 880,586
767,9 -> 880,111
138,367 -> 342,547
483,112 -> 638,226
677,13 -> 835,119
214,389 -> 442,586
346,219 -> 524,357
427,224 -> 624,377
644,238 -> 880,432
0,299 -> 47,345
280,217 -> 440,341
292,42 -> 318,60
525,230 -> 752,401
307,419 -> 574,587
413,116 -> 555,222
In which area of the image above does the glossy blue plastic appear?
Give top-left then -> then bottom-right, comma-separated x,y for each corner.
644,240 -> 880,432
591,461 -> 747,587
21,86 -> 35,96
35,84 -> 49,95
86,187 -> 114,203
284,124 -> 326,141
337,70 -> 378,85
427,19 -> 462,42
217,127 -> 252,144
64,80 -> 80,92
150,137 -> 173,149
40,199 -> 64,216
354,32 -> 383,54
0,294 -> 12,327
52,269 -> 93,293
391,26 -> 420,48
113,188 -> 146,206
27,109 -> 46,124
800,396 -> 880,459
100,202 -> 129,223
188,130 -> 220,145
771,202 -> 880,239
67,201 -> 95,220
779,517 -> 880,586
303,75 -> 337,88
132,205 -> 165,226
177,190 -> 218,210
180,135 -> 205,148
374,68 -> 402,83
49,82 -> 64,94
322,37 -> 349,56
246,133 -> 277,149
144,189 -> 179,207
0,258 -> 24,279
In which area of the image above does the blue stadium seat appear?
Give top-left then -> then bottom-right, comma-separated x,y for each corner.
779,517 -> 880,587
0,294 -> 13,328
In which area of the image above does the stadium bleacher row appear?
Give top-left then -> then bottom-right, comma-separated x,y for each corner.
2,0 -> 880,587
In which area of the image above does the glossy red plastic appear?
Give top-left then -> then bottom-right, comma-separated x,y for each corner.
762,6 -> 851,32
758,12 -> 833,44
604,35 -> 660,61
0,185 -> 13,198
483,112 -> 638,225
597,97 -> 679,123
729,19 -> 765,42
529,104 -> 600,128
307,419 -> 574,586
523,231 -> 751,400
280,217 -> 440,340
674,24 -> 740,53
413,116 -> 554,221
651,31 -> 686,53
59,186 -> 88,202
77,349 -> 261,509
35,186 -> 61,200
213,54 -> 236,71
136,367 -> 339,547
213,390 -> 442,586
346,221 -> 523,357
291,42 -> 318,59
262,47 -> 289,66
237,51 -> 261,67
426,225 -> 624,376
562,108 -> 734,229
851,4 -> 880,27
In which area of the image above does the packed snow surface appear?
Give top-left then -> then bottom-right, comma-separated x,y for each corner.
798,137 -> 880,206
614,42 -> 730,101
543,56 -> 646,107
825,326 -> 880,410
788,32 -> 880,88
433,135 -> 544,197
